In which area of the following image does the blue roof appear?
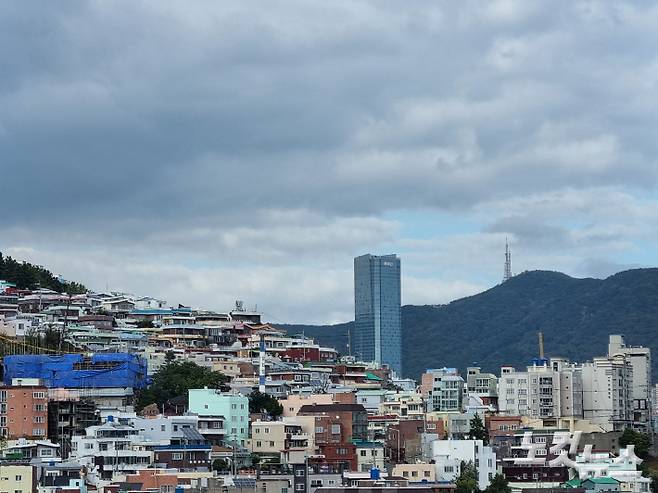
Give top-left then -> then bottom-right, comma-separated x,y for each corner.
130,309 -> 174,315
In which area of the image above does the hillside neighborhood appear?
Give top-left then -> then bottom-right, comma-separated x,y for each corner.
0,261 -> 656,493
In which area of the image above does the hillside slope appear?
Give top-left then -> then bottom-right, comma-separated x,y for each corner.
0,252 -> 86,294
282,269 -> 658,379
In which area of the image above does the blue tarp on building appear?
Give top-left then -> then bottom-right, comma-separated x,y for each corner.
3,353 -> 148,389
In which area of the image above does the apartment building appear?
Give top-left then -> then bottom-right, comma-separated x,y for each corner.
432,439 -> 496,489
421,368 -> 465,412
607,335 -> 652,433
188,389 -> 249,446
466,367 -> 498,407
582,355 -> 633,432
498,359 -> 583,419
71,418 -> 153,480
0,379 -> 48,439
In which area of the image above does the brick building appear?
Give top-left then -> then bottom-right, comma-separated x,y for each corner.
0,380 -> 48,439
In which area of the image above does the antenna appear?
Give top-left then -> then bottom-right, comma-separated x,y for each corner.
538,331 -> 545,359
503,237 -> 512,282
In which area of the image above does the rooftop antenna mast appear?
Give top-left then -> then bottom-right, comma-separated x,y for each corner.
503,237 -> 512,282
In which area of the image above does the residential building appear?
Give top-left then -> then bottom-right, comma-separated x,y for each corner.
353,254 -> 402,375
0,379 -> 48,439
354,440 -> 385,472
421,368 -> 465,412
582,356 -> 633,432
70,418 -> 153,479
0,464 -> 37,493
431,439 -> 496,489
466,367 -> 498,408
188,389 -> 249,446
393,463 -> 437,482
607,335 -> 652,433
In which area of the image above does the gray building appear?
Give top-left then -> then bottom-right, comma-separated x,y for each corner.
353,254 -> 401,375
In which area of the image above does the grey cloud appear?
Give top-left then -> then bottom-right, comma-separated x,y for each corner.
1,1 -> 658,322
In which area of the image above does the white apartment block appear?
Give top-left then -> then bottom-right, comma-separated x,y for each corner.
499,359 -> 584,419
582,355 -> 633,432
608,335 -> 652,433
431,439 -> 496,489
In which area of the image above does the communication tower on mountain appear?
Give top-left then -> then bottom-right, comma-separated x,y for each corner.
503,238 -> 513,282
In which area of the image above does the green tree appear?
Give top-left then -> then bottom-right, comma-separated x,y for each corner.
213,458 -> 229,472
484,474 -> 510,493
468,413 -> 489,445
248,390 -> 283,417
619,428 -> 652,460
136,360 -> 229,411
455,460 -> 479,493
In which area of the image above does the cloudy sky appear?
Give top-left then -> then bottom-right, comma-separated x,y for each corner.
1,1 -> 657,324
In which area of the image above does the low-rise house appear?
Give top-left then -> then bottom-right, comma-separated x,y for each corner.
70,418 -> 153,481
431,439 -> 496,490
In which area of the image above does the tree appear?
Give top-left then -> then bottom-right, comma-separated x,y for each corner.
455,460 -> 479,493
468,413 -> 489,445
484,474 -> 510,493
136,360 -> 229,411
248,390 -> 283,417
619,428 -> 652,460
213,458 -> 229,472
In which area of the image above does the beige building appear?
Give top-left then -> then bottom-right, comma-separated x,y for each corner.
0,464 -> 36,493
378,392 -> 425,419
279,394 -> 334,417
250,417 -> 316,460
392,463 -> 436,482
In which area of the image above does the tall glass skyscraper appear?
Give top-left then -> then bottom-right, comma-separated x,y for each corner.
353,254 -> 401,375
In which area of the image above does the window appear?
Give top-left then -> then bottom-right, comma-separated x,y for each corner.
315,426 -> 324,433
15,476 -> 21,481
412,471 -> 418,477
172,453 -> 183,460
445,466 -> 454,473
33,404 -> 45,412
213,421 -> 222,429
295,485 -> 304,491
360,450 -> 367,457
32,392 -> 45,399
33,416 -> 45,423
424,471 -> 431,478
270,441 -> 275,447
161,425 -> 166,431
256,441 -> 262,447
331,424 -> 340,434
295,469 -> 305,477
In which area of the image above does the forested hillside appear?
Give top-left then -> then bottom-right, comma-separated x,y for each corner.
0,252 -> 86,294
282,269 -> 658,379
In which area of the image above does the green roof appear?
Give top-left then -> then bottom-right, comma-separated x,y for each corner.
365,372 -> 383,381
563,479 -> 583,488
585,478 -> 620,485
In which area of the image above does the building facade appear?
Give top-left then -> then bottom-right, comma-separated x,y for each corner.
353,254 -> 401,375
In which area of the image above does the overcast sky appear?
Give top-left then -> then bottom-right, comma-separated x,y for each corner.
1,1 -> 657,324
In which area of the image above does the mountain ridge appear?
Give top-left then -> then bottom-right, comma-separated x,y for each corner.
281,268 -> 658,379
